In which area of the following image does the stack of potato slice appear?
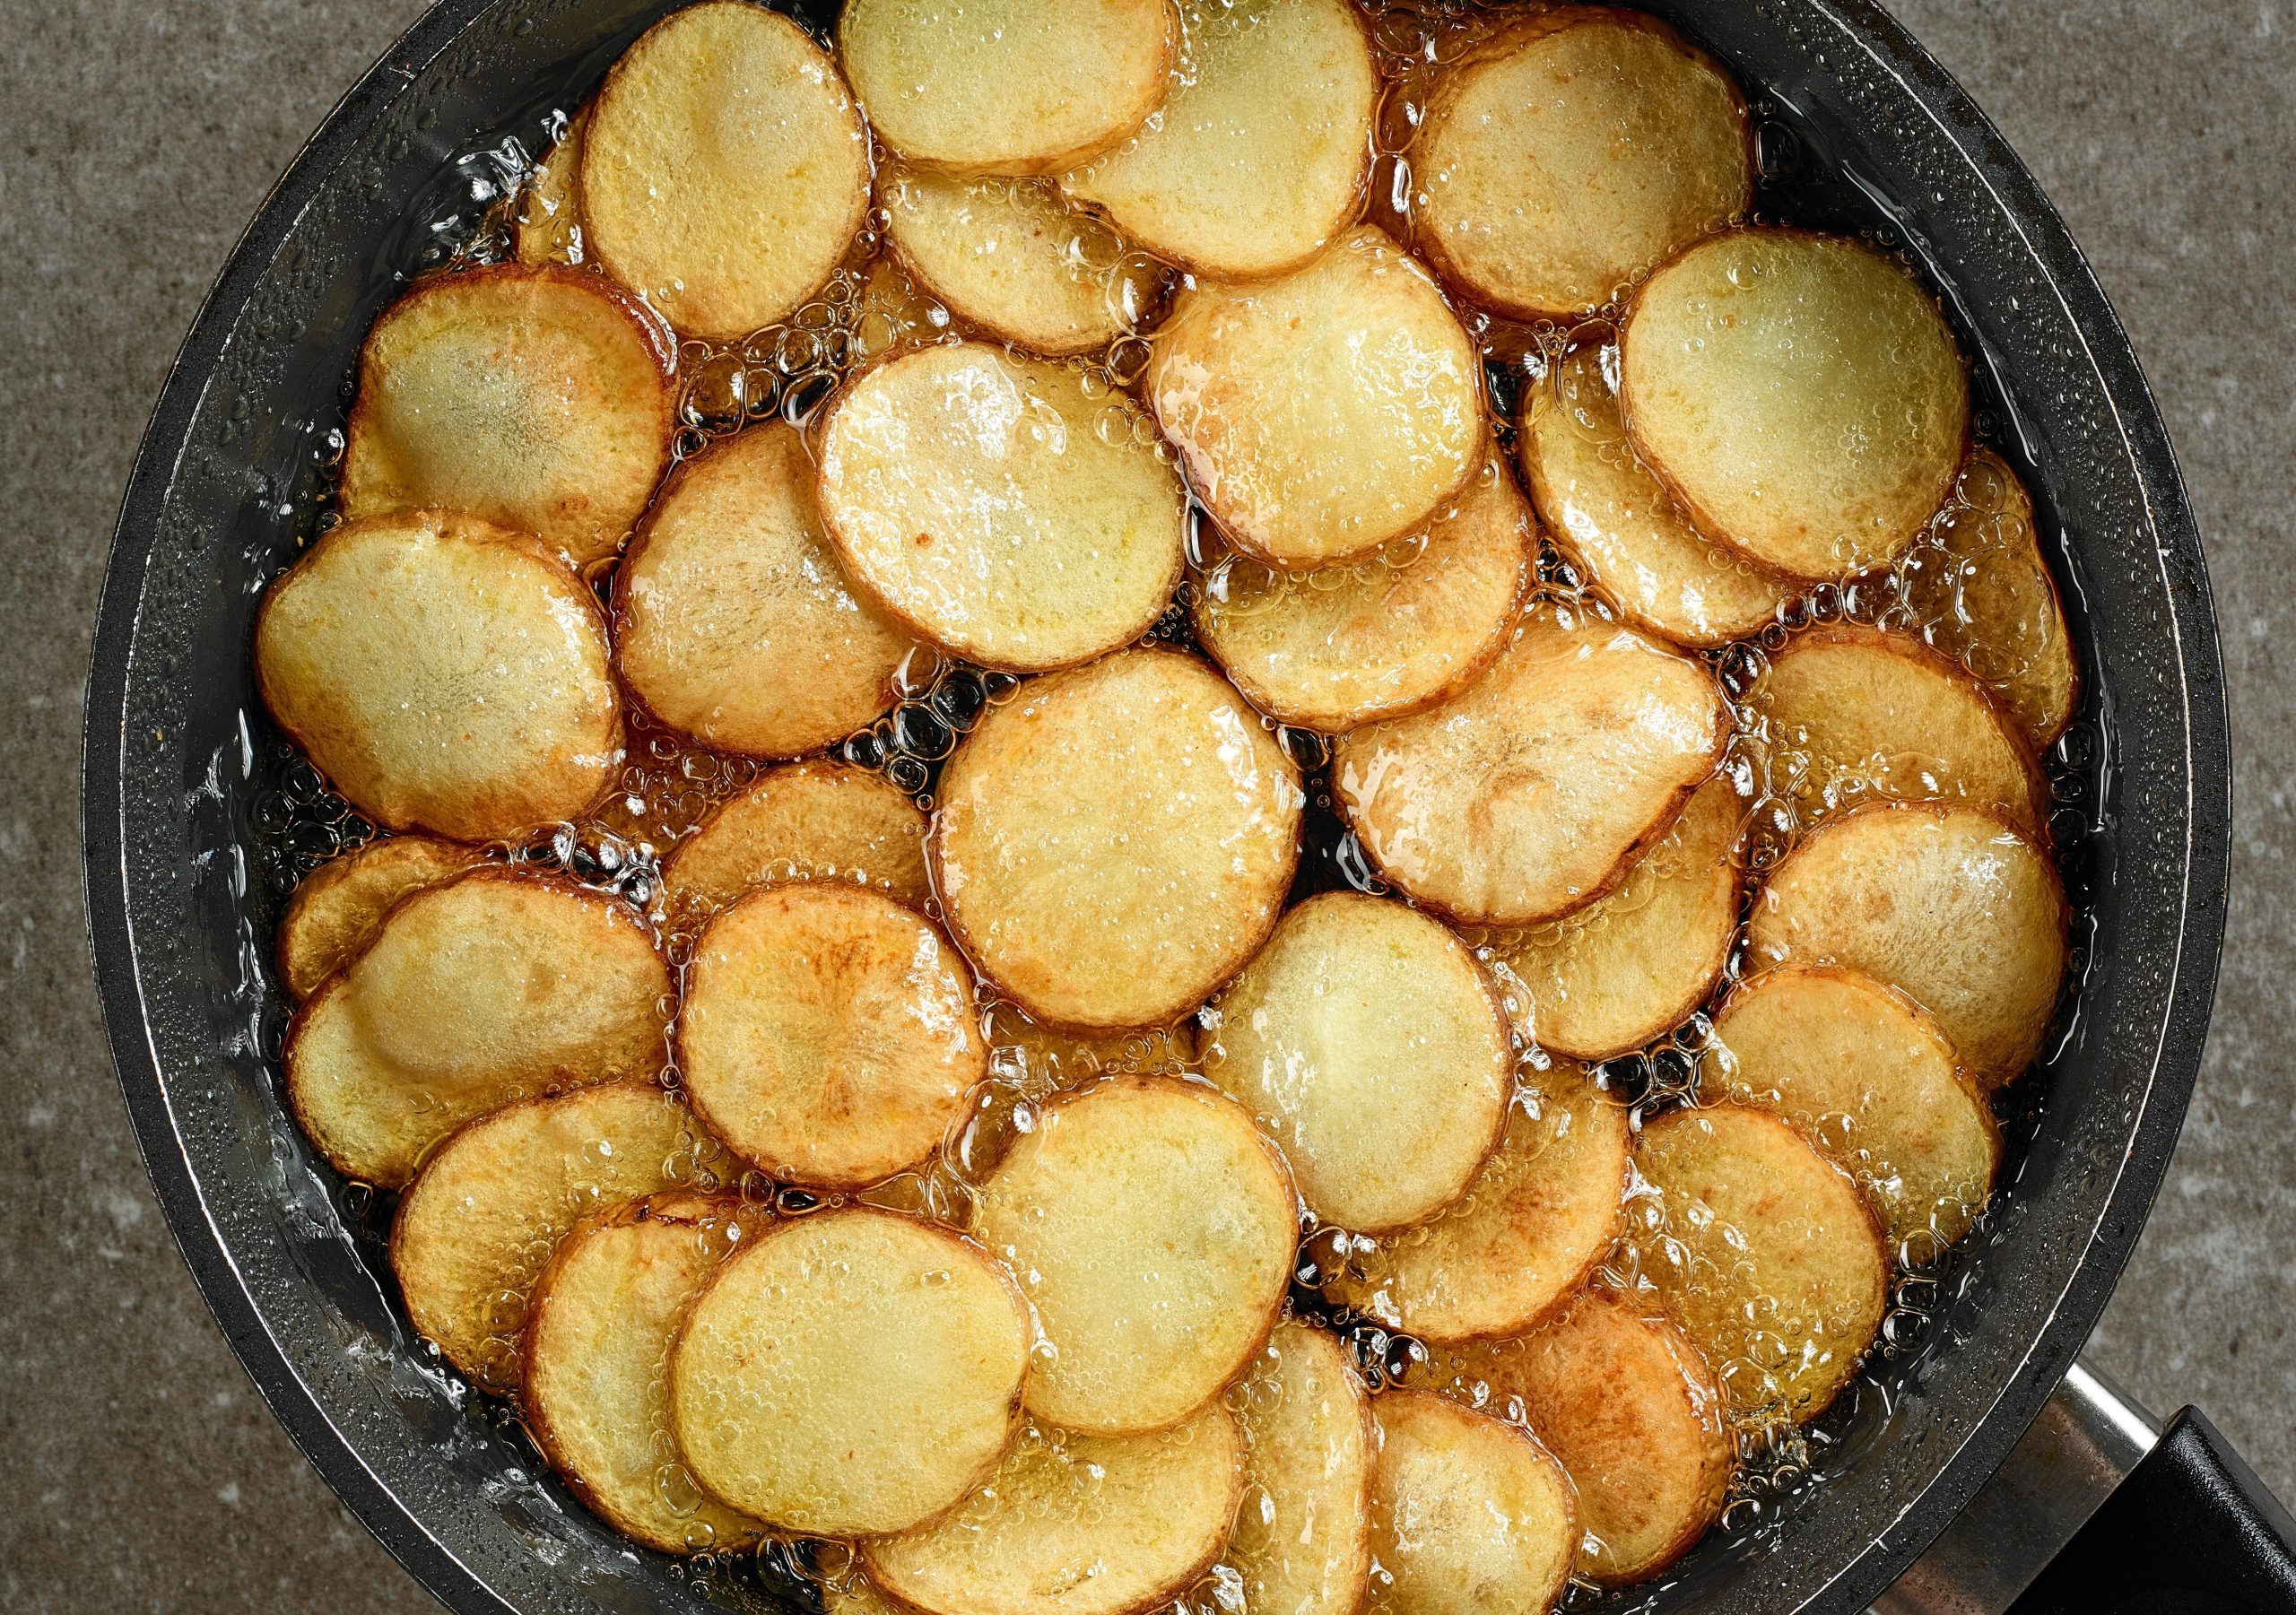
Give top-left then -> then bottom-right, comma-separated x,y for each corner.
254,2 -> 2084,1608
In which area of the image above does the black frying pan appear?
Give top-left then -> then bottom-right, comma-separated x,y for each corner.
77,0 -> 2283,1610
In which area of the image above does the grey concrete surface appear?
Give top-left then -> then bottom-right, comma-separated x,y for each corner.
0,2 -> 2288,1611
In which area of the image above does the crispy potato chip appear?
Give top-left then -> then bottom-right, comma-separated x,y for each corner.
1228,1319 -> 1375,1615
513,107 -> 588,266
1366,1392 -> 1577,1615
276,834 -> 485,1000
659,760 -> 931,918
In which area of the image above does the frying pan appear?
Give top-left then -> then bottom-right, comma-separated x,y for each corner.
78,0 -> 2290,1610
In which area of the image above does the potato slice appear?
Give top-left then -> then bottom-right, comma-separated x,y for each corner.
1899,447 -> 2081,748
339,264 -> 674,569
254,509 -> 622,842
1229,1319 -> 1375,1615
1522,342 -> 1790,648
1712,965 -> 2000,1253
1366,1392 -> 1578,1615
818,342 -> 1187,672
1203,892 -> 1511,1234
679,884 -> 983,1190
390,1081 -> 714,1392
659,760 -> 931,918
1151,227 -> 1483,569
839,0 -> 1176,175
1620,228 -> 1970,581
1745,803 -> 2067,1086
1626,1104 -> 1889,1423
1332,602 -> 1727,926
286,870 -> 669,1188
1482,775 -> 1743,1062
276,834 -> 484,999
934,647 -> 1301,1029
1752,622 -> 2048,835
1064,0 -> 1377,280
1192,456 -> 1534,732
825,1581 -> 909,1615
513,108 -> 588,267
974,1076 -> 1296,1434
614,421 -> 914,758
522,1194 -> 772,1555
1414,9 -> 1752,320
1325,1064 -> 1630,1343
864,1409 -> 1243,1615
672,1206 -> 1030,1536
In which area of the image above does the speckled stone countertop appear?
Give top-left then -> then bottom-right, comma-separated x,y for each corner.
2,2 -> 2289,1609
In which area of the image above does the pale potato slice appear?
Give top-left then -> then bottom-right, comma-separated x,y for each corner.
851,256 -> 955,362
1752,622 -> 2048,835
582,1 -> 868,339
1151,227 -> 1483,569
1626,1104 -> 1889,1423
818,343 -> 1187,671
1193,457 -> 1534,732
658,760 -> 931,917
276,835 -> 484,999
390,1081 -> 714,1392
1483,775 -> 1743,1062
1064,0 -> 1378,280
973,1076 -> 1297,1434
679,884 -> 983,1190
1366,1392 -> 1577,1615
254,509 -> 622,842
1332,603 -> 1728,926
1324,1064 -> 1630,1343
1229,1319 -> 1375,1615
1414,9 -> 1752,320
864,1409 -> 1243,1615
522,1193 -> 772,1555
934,647 -> 1301,1029
840,0 -> 1176,175
1900,447 -> 2081,748
1620,228 -> 1970,580
1522,342 -> 1790,648
672,1207 -> 1030,1537
513,107 -> 588,266
1712,965 -> 2001,1252
1745,803 -> 2068,1086
1203,892 -> 1511,1234
614,421 -> 914,758
286,870 -> 669,1188
339,264 -> 674,568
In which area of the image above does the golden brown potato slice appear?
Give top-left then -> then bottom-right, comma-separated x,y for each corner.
582,2 -> 867,340
1621,228 -> 1970,581
1483,775 -> 1743,1062
1366,1392 -> 1578,1615
513,108 -> 588,267
840,0 -> 1176,176
850,257 -> 954,362
864,1409 -> 1243,1615
1333,602 -> 1727,926
276,835 -> 484,999
1746,803 -> 2067,1086
1325,1064 -> 1630,1343
679,884 -> 983,1190
255,509 -> 622,842
390,1081 -> 713,1392
818,342 -> 1187,671
1063,0 -> 1377,280
1712,965 -> 2001,1253
974,1076 -> 1296,1433
1229,1319 -> 1375,1615
1150,226 -> 1484,569
1752,622 -> 2048,836
1899,447 -> 2080,748
339,265 -> 674,569
286,870 -> 669,1188
1193,457 -> 1533,732
1414,9 -> 1752,320
523,1194 -> 772,1555
614,421 -> 914,758
658,760 -> 930,918
1522,342 -> 1791,648
1626,1104 -> 1889,1423
934,647 -> 1301,1029
1203,892 -> 1511,1234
